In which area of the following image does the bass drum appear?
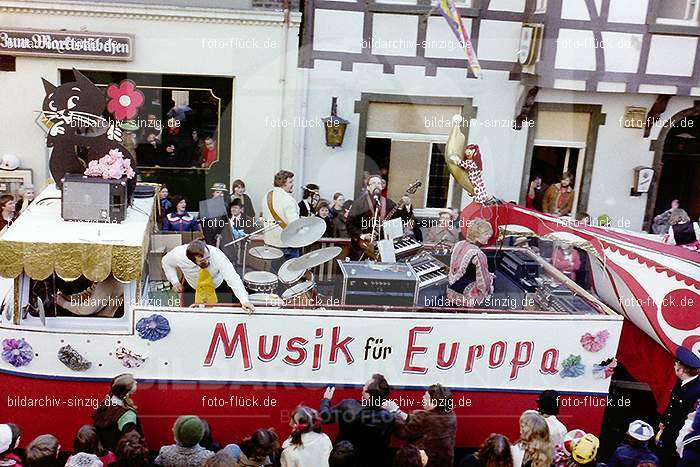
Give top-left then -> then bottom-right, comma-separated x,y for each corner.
243,271 -> 279,294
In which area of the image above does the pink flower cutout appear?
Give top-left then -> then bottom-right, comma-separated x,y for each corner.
580,330 -> 610,352
107,80 -> 144,120
83,148 -> 135,180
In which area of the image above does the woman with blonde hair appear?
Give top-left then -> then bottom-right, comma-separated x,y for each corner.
511,411 -> 553,467
447,218 -> 494,306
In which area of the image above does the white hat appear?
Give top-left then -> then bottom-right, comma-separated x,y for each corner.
65,453 -> 103,467
0,424 -> 12,453
628,420 -> 654,441
0,154 -> 20,171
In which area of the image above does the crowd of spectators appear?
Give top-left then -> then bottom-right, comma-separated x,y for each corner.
3,372 -> 696,467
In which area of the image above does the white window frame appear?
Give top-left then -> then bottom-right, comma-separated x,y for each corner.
532,139 -> 587,217
535,0 -> 547,13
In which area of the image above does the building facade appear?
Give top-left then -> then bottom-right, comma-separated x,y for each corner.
298,0 -> 700,230
1,0 -> 698,230
0,0 -> 303,208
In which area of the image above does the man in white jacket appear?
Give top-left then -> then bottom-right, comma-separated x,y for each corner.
261,170 -> 300,271
162,239 -> 254,311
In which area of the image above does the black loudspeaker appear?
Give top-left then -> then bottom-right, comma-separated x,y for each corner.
61,174 -> 127,223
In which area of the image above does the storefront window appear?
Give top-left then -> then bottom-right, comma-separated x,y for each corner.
59,70 -> 233,203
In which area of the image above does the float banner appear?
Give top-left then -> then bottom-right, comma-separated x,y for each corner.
0,28 -> 133,61
187,310 -> 622,394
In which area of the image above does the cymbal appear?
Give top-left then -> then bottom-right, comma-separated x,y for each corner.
281,216 -> 326,248
289,246 -> 342,272
278,258 -> 306,284
249,245 -> 284,260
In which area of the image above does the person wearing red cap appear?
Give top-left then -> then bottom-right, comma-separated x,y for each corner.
659,347 -> 700,466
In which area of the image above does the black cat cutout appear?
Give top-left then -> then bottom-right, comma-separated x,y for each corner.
41,69 -> 137,201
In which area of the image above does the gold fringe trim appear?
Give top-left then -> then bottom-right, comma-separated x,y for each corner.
0,241 -> 145,282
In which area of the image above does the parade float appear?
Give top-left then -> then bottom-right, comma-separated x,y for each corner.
0,74 -> 696,451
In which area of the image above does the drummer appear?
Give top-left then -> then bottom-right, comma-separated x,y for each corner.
162,239 -> 255,312
261,169 -> 301,272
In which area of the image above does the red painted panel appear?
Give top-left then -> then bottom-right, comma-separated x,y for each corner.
1,373 -> 607,450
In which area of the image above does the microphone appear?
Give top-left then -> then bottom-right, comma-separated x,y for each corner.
372,189 -> 381,202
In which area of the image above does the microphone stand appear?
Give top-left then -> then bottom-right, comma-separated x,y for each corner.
223,222 -> 278,276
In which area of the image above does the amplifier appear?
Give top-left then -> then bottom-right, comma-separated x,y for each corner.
336,260 -> 418,306
61,174 -> 127,223
501,250 -> 540,279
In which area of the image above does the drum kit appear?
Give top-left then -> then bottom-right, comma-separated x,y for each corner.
239,217 -> 342,307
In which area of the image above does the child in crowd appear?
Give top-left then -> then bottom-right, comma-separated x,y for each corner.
511,411 -> 553,467
202,451 -> 238,467
25,435 -> 60,467
608,420 -> 658,467
567,433 -> 606,467
68,425 -> 117,466
226,428 -> 279,467
280,406 -> 333,467
155,415 -> 214,466
0,424 -> 23,467
535,390 -> 567,446
460,434 -> 513,467
65,453 -> 103,467
113,431 -> 151,467
393,445 -> 428,467
328,441 -> 356,467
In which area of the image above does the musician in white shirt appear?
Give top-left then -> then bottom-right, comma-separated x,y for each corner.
162,239 -> 254,312
261,170 -> 301,270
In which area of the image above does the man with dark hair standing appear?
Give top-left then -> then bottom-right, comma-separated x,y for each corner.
659,347 -> 700,466
299,183 -> 320,217
319,373 -> 395,467
261,170 -> 300,270
162,239 -> 254,311
346,174 -> 404,259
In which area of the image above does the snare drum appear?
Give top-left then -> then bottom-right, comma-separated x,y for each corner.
243,271 -> 279,294
282,281 -> 318,305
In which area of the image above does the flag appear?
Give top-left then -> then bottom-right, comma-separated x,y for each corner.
436,0 -> 483,78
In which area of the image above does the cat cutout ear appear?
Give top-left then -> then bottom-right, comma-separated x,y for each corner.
72,68 -> 94,88
42,78 -> 57,94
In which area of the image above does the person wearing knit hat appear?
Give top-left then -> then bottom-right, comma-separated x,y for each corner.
0,423 -> 23,467
569,433 -> 601,466
64,452 -> 103,467
155,416 -> 214,466
608,420 -> 658,467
